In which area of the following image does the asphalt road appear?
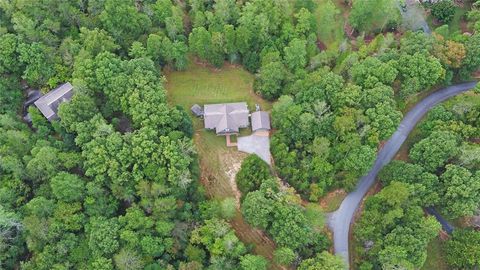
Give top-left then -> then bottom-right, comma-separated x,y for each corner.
327,82 -> 478,268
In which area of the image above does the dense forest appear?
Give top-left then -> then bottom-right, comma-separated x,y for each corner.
269,28 -> 480,204
355,93 -> 480,269
1,0 -> 480,269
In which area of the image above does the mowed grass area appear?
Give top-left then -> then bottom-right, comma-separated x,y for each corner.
165,62 -> 271,112
164,60 -> 281,269
314,0 -> 346,50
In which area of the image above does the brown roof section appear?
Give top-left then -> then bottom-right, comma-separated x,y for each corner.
204,102 -> 249,134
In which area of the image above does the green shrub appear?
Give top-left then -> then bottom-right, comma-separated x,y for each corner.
431,0 -> 456,23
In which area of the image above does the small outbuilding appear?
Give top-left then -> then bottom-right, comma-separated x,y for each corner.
191,104 -> 204,117
251,111 -> 270,132
34,82 -> 74,121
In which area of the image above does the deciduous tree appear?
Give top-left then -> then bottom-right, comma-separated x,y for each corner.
440,164 -> 480,218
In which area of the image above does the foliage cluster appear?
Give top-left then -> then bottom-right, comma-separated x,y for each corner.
236,155 -> 344,268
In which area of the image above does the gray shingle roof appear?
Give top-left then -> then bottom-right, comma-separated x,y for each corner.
251,111 -> 270,132
34,82 -> 74,121
204,102 -> 249,134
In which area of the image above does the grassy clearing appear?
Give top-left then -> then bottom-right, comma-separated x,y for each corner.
165,61 -> 271,112
314,0 -> 346,50
421,237 -> 449,270
443,90 -> 480,108
164,60 -> 281,268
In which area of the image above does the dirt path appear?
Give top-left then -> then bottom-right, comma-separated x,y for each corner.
223,152 -> 245,208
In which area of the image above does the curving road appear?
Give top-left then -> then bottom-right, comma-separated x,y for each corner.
327,81 -> 478,268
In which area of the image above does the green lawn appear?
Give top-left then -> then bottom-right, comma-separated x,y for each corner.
164,60 -> 272,196
314,0 -> 346,50
421,237 -> 449,270
165,62 -> 272,112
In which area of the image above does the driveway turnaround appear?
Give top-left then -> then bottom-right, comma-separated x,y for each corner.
237,132 -> 271,164
328,82 -> 478,267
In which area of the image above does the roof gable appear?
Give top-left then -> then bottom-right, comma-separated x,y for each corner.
204,102 -> 249,134
251,111 -> 270,131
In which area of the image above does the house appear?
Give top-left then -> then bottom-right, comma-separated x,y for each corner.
204,102 -> 249,135
34,82 -> 74,121
251,111 -> 270,132
191,104 -> 204,117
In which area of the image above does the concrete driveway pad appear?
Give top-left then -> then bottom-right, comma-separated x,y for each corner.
237,134 -> 271,164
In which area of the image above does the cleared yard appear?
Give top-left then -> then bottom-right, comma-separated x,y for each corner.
164,60 -> 280,268
165,61 -> 271,111
164,60 -> 273,196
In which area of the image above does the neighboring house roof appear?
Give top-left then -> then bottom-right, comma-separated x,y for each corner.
34,82 -> 74,121
204,102 -> 249,134
191,104 -> 204,117
251,111 -> 270,132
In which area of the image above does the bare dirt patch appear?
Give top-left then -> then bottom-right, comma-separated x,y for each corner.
320,189 -> 347,212
222,150 -> 247,208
